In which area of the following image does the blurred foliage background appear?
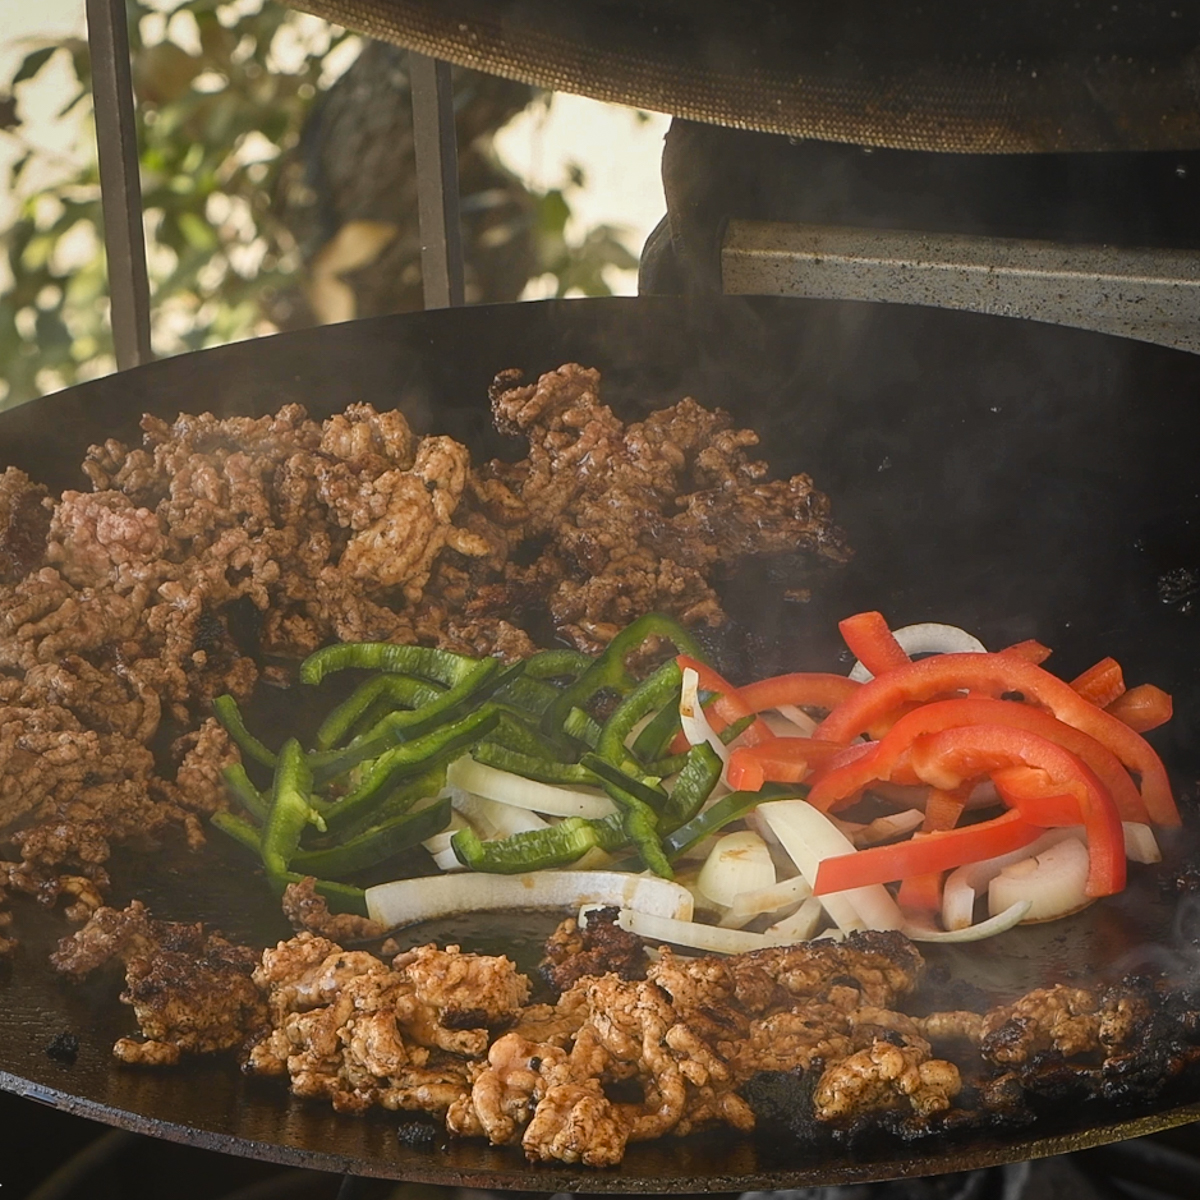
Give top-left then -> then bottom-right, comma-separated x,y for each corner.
0,0 -> 641,409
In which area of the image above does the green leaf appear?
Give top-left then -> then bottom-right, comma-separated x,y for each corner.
13,47 -> 56,86
176,211 -> 218,252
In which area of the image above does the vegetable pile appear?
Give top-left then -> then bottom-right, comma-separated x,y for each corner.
212,609 -> 1178,950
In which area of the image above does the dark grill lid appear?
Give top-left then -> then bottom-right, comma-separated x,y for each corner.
288,0 -> 1200,153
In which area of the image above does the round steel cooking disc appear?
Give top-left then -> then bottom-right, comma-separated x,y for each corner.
1,295 -> 1199,1189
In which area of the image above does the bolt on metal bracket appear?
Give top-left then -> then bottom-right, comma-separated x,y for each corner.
722,218 -> 1200,355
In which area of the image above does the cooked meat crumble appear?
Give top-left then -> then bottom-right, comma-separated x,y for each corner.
47,904 -> 1200,1166
0,365 -> 847,947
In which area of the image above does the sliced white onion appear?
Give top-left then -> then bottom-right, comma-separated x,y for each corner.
1123,822 -> 1161,865
988,837 -> 1091,923
719,872 -> 813,928
763,895 -> 826,942
855,809 -> 926,847
448,787 -> 549,840
762,706 -> 819,737
431,845 -> 465,872
758,799 -> 904,932
367,869 -> 693,929
679,666 -> 730,766
697,831 -> 776,908
905,900 -> 1031,943
614,907 -> 782,955
422,808 -> 468,857
849,622 -> 987,682
446,756 -> 615,819
941,827 -> 1081,930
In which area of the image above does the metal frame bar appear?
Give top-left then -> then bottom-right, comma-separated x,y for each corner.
723,219 -> 1200,355
86,0 -> 153,370
409,51 -> 465,309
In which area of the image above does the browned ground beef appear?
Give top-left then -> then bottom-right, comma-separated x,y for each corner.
0,364 -> 847,944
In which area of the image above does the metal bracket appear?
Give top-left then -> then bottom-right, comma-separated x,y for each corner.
722,219 -> 1200,355
86,0 -> 153,371
409,52 -> 465,309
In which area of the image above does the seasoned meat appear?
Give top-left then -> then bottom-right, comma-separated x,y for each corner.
812,1036 -> 962,1122
51,901 -> 266,1065
280,876 -> 387,942
979,985 -> 1100,1065
247,934 -> 526,1114
540,908 -> 646,993
0,467 -> 49,584
474,363 -> 850,651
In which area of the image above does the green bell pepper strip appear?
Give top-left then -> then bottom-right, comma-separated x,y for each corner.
595,658 -> 682,767
523,648 -> 593,681
222,762 -> 269,823
631,699 -> 683,762
333,764 -> 447,841
660,742 -> 723,830
540,612 -> 709,736
314,674 -> 446,751
210,809 -> 262,854
451,818 -> 604,873
307,659 -> 501,782
643,714 -> 755,778
563,706 -> 602,749
591,772 -> 672,878
209,809 -> 370,915
493,673 -> 561,718
212,694 -> 277,770
661,785 -> 797,862
323,707 -> 499,830
292,796 -> 452,877
300,641 -> 483,688
485,713 -> 574,762
579,753 -> 668,813
261,738 -> 326,894
468,742 -> 600,786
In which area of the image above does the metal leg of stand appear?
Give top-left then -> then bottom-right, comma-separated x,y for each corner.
409,52 -> 465,310
86,0 -> 152,371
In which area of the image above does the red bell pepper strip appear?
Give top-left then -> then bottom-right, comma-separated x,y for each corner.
669,656 -> 774,753
905,724 -> 1126,896
737,672 -> 862,715
1000,639 -> 1054,665
990,766 -> 1086,827
1106,683 -> 1173,733
923,788 -> 967,832
808,697 -> 1149,823
1070,657 -> 1126,708
727,736 -> 855,790
815,808 -> 1043,894
897,870 -> 944,913
839,611 -> 912,676
813,652 -> 1176,826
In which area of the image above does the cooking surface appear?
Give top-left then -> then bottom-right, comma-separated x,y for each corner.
1,295 -> 1199,1189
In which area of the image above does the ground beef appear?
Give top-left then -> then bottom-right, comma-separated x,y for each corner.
0,366 -> 848,943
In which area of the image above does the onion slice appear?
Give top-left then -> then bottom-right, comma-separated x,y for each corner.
758,799 -> 903,932
448,787 -> 549,839
849,623 -> 987,682
446,756 -> 615,819
941,827 -> 1081,930
697,831 -> 776,908
905,900 -> 1031,943
763,895 -> 826,942
613,907 -> 791,954
719,873 -> 813,928
988,837 -> 1091,922
366,870 -> 693,929
680,666 -> 731,765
